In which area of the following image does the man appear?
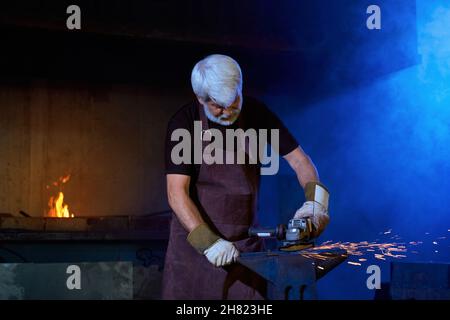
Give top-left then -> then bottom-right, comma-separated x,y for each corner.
162,54 -> 329,299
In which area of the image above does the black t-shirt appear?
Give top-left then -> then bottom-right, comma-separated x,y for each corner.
165,96 -> 299,177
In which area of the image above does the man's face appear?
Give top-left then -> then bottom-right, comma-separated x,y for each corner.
199,94 -> 242,126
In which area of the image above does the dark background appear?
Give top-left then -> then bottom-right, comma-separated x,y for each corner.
1,1 -> 449,299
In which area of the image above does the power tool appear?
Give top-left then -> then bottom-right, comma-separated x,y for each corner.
248,218 -> 315,251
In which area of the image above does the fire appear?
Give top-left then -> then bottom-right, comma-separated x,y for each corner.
48,192 -> 74,218
47,174 -> 74,218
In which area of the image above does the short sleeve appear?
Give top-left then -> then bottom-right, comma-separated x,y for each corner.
164,109 -> 195,176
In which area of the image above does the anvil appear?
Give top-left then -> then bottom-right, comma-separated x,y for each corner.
238,248 -> 347,300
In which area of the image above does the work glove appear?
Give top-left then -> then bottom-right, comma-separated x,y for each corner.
204,239 -> 239,267
187,223 -> 239,267
293,181 -> 330,238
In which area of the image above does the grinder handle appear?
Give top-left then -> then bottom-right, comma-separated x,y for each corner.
248,224 -> 286,240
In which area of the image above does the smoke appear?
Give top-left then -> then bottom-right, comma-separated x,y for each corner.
258,1 -> 450,298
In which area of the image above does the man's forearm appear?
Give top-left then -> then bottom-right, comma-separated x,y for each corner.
293,155 -> 319,188
168,189 -> 205,233
284,146 -> 320,188
166,174 -> 222,254
168,187 -> 222,255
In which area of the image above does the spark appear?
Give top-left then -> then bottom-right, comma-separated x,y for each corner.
298,228 -> 450,266
302,240 -> 409,263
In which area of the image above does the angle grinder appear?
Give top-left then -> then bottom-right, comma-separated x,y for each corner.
248,218 -> 315,251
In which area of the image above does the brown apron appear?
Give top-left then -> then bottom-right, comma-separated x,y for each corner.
161,103 -> 266,300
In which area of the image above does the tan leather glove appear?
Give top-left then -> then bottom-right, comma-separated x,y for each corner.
187,223 -> 239,267
294,181 -> 330,238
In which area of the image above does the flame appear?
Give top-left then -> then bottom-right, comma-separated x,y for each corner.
47,175 -> 74,218
60,174 -> 71,184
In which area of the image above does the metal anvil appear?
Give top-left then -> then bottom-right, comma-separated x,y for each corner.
238,248 -> 347,300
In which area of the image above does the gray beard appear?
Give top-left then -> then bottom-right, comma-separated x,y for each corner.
202,97 -> 243,126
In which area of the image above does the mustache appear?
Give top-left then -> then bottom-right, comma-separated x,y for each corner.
219,111 -> 239,121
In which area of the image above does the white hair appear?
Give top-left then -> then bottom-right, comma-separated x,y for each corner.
191,54 -> 243,108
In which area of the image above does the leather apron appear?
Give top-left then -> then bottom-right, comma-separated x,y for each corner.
161,102 -> 266,300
